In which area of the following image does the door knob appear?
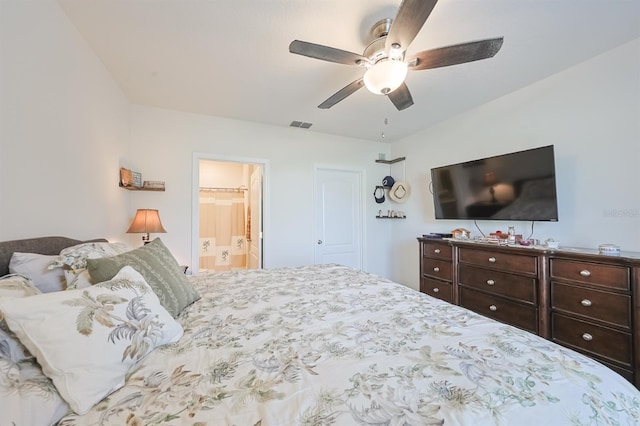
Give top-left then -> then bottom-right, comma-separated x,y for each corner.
317,240 -> 323,245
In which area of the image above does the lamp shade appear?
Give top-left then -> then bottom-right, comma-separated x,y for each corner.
363,59 -> 408,95
126,209 -> 166,234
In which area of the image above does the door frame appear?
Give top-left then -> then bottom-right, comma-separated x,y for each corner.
313,165 -> 366,271
192,152 -> 270,275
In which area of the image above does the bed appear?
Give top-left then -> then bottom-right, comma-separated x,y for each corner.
1,236 -> 639,426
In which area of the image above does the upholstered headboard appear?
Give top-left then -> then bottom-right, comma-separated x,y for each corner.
0,236 -> 108,276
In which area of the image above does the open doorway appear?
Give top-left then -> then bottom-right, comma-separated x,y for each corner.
192,155 -> 266,274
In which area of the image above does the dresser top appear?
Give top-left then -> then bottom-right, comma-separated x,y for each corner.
418,237 -> 640,264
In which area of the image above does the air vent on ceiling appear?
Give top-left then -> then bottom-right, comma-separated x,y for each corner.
290,120 -> 313,129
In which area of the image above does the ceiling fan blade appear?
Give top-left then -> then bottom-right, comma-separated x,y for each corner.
318,78 -> 364,109
385,0 -> 438,53
407,37 -> 504,70
387,82 -> 414,111
289,40 -> 368,66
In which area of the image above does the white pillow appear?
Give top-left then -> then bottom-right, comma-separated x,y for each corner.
47,241 -> 131,290
0,358 -> 70,426
0,266 -> 184,415
0,274 -> 70,426
47,241 -> 130,270
0,273 -> 40,298
64,268 -> 94,290
9,253 -> 65,292
0,274 -> 40,362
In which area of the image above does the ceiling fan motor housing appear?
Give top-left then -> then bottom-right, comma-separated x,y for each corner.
364,18 -> 399,64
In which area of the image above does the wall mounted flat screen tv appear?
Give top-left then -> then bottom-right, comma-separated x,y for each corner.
430,145 -> 559,221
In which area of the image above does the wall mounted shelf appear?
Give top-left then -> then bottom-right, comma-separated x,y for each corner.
119,183 -> 165,192
375,157 -> 406,164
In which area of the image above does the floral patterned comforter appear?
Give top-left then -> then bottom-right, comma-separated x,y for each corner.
58,265 -> 640,425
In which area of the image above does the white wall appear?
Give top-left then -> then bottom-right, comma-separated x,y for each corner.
127,106 -> 394,276
200,161 -> 245,188
0,0 -> 130,242
391,38 -> 640,290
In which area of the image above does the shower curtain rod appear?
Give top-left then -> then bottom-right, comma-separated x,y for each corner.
199,185 -> 247,192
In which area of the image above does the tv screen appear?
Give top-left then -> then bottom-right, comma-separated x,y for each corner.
430,145 -> 559,221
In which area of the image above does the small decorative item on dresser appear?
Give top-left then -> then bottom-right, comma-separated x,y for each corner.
490,230 -> 508,239
451,228 -> 470,240
545,238 -> 559,249
598,244 -> 620,255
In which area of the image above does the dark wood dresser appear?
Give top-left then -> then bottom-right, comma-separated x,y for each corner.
417,237 -> 640,387
549,254 -> 634,381
458,245 -> 541,334
419,239 -> 454,303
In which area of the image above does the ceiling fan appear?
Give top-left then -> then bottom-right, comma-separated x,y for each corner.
289,0 -> 504,111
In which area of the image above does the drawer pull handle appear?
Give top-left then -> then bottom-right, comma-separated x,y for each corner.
433,267 -> 440,272
486,279 -> 495,286
580,269 -> 591,277
433,288 -> 440,293
434,249 -> 441,254
582,333 -> 593,341
581,299 -> 592,307
489,305 -> 497,312
488,257 -> 496,263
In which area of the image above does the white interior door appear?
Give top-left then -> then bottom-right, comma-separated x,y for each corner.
314,168 -> 362,269
248,167 -> 263,269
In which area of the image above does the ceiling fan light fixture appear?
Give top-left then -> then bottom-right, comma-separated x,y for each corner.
363,59 -> 408,95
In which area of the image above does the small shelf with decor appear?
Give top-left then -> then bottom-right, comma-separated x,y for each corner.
119,167 -> 165,191
119,183 -> 165,192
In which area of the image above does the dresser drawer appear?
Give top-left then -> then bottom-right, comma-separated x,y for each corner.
458,248 -> 537,275
459,287 -> 537,333
422,241 -> 452,260
459,264 -> 536,304
420,277 -> 453,304
550,259 -> 630,290
551,282 -> 631,328
551,313 -> 632,367
421,257 -> 452,281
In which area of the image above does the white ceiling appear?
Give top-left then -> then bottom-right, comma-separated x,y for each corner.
57,0 -> 640,142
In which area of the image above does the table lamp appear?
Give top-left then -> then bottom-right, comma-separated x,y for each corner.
126,209 -> 166,244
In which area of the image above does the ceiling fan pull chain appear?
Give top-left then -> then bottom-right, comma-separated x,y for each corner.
381,117 -> 388,139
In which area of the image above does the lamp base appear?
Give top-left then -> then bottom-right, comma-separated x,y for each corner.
142,233 -> 151,244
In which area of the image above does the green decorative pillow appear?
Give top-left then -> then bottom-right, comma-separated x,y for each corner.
86,238 -> 199,317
